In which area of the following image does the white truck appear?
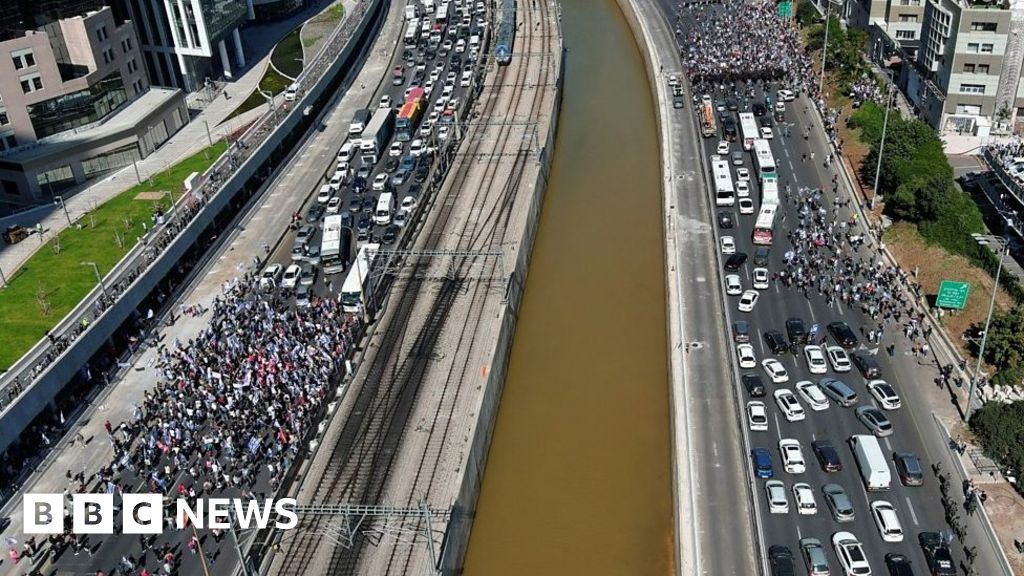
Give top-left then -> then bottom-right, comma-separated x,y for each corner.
850,434 -> 891,491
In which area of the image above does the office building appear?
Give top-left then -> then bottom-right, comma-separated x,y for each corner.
0,5 -> 187,209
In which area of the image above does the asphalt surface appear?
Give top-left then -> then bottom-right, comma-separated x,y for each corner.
648,2 -> 1006,574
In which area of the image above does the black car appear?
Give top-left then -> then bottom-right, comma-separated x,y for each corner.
764,330 -> 788,354
894,451 -> 924,486
718,210 -> 735,229
768,545 -> 796,576
773,109 -> 785,123
414,165 -> 430,183
382,225 -> 399,244
752,102 -> 767,116
785,317 -> 807,345
361,196 -> 376,213
742,374 -> 766,397
811,440 -> 842,472
305,203 -> 326,223
827,321 -> 859,348
754,246 -> 770,266
759,115 -> 772,128
723,119 -> 737,138
852,351 -> 882,379
385,157 -> 400,173
733,320 -> 751,343
918,532 -> 956,576
884,553 -> 915,576
724,252 -> 748,271
356,213 -> 372,231
339,210 -> 353,228
726,98 -> 739,111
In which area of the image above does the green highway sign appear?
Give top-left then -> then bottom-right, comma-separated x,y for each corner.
778,0 -> 793,18
936,280 -> 971,310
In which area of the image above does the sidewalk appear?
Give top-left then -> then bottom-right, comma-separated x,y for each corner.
0,3 -> 343,280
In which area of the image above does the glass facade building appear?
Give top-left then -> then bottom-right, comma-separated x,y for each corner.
27,71 -> 127,139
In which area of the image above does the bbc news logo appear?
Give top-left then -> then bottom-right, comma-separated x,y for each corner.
23,494 -> 298,534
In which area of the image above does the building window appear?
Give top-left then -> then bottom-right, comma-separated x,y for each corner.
896,30 -> 916,39
81,144 -> 141,179
970,22 -> 998,32
959,84 -> 986,94
963,63 -> 975,73
0,108 -> 8,126
121,38 -> 132,53
966,43 -> 979,53
981,43 -> 994,53
19,73 -> 43,93
11,49 -> 35,70
36,165 -> 75,193
978,64 -> 990,74
26,71 -> 127,138
898,14 -> 918,22
0,132 -> 15,151
95,26 -> 108,42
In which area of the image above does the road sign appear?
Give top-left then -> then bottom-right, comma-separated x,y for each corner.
936,280 -> 971,310
778,0 -> 793,18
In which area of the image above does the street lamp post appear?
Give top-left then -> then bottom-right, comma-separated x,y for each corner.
259,89 -> 277,119
54,195 -> 72,227
965,233 -> 1009,421
870,73 -> 896,211
80,261 -> 108,297
818,0 -> 842,97
202,120 -> 214,146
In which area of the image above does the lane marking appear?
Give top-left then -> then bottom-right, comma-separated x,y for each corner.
795,524 -> 802,540
806,300 -> 816,323
755,328 -> 766,356
774,412 -> 783,440
905,496 -> 920,526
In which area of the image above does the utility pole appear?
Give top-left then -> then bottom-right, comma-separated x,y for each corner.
965,235 -> 1008,421
870,73 -> 895,211
54,195 -> 72,227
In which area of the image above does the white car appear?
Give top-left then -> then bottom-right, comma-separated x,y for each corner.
777,89 -> 796,102
410,138 -> 426,157
281,264 -> 302,289
793,482 -> 817,515
765,480 -> 789,514
438,125 -> 452,141
716,140 -> 730,155
725,274 -> 743,296
774,389 -> 805,422
761,126 -> 774,140
752,267 -> 769,290
326,196 -> 342,214
260,263 -> 283,290
394,208 -> 409,227
372,173 -> 389,191
870,501 -> 905,542
795,380 -> 829,411
832,532 -> 871,576
738,197 -> 755,215
720,236 -> 737,255
826,345 -> 852,373
867,380 -> 902,410
774,101 -> 786,113
460,69 -> 472,86
779,438 -> 806,474
379,94 -> 392,109
747,401 -> 769,432
736,167 -> 750,182
389,142 -> 404,157
316,185 -> 333,204
737,343 -> 757,369
762,358 -> 790,384
736,180 -> 750,198
328,173 -> 344,192
804,345 -> 829,375
401,195 -> 417,211
738,290 -> 759,312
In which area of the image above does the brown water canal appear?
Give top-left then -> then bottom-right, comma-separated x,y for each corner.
462,0 -> 673,574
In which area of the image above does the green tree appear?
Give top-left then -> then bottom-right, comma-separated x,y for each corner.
887,174 -> 949,222
982,308 -> 1024,370
970,401 -> 1024,478
796,0 -> 819,27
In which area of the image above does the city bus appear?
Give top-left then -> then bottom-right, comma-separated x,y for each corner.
753,205 -> 778,245
404,19 -> 420,46
711,156 -> 735,206
752,139 -> 777,182
739,112 -> 759,151
435,1 -> 449,23
761,177 -> 780,207
341,243 -> 380,313
320,214 -> 351,275
700,102 -> 716,138
395,87 -> 425,142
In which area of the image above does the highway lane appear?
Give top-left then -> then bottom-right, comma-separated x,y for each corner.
702,85 -> 981,574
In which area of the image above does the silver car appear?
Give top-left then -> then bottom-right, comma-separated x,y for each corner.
822,483 -> 855,522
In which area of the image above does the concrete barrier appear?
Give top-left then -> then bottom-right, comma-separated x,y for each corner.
0,0 -> 392,456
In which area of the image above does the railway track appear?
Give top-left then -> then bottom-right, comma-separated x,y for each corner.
275,1 -> 557,574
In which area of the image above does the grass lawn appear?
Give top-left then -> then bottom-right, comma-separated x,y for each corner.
271,28 -> 304,79
884,221 -> 1013,365
0,141 -> 228,370
225,66 -> 293,121
313,2 -> 345,25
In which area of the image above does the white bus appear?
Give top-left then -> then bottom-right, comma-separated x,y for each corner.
404,19 -> 420,45
711,156 -> 735,207
435,1 -> 449,23
341,243 -> 380,313
738,112 -> 759,151
752,205 -> 778,245
374,192 -> 395,226
761,178 -> 780,207
752,139 -> 777,182
321,214 -> 351,275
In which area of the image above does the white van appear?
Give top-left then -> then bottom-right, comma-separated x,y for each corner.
850,434 -> 891,491
375,192 -> 395,226
337,141 -> 355,163
715,189 -> 735,207
469,34 -> 480,53
284,83 -> 299,102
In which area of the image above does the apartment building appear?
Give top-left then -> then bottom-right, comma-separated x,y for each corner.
0,5 -> 187,208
